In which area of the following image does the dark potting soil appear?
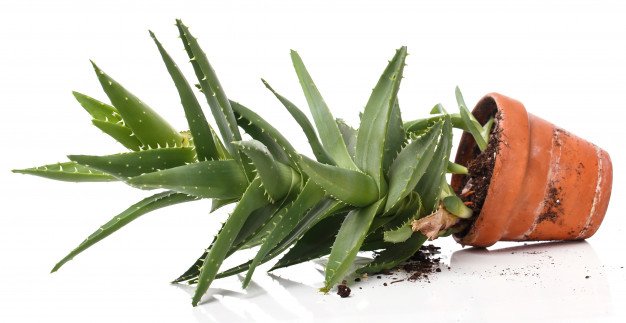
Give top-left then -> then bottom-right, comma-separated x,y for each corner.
457,111 -> 502,232
364,244 -> 443,286
337,280 -> 351,298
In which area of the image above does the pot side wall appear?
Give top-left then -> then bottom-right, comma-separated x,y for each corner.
452,93 -> 613,247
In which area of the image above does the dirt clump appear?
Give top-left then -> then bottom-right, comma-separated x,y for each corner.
337,280 -> 351,298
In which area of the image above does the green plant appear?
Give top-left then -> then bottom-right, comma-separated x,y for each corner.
13,21 -> 495,306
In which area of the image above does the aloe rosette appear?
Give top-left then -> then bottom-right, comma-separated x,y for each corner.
14,21 -> 495,306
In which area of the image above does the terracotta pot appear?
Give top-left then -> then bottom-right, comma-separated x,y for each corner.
451,93 -> 613,247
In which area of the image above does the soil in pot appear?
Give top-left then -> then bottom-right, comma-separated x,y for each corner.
456,111 -> 501,234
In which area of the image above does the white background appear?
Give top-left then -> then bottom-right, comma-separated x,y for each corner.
1,0 -> 624,322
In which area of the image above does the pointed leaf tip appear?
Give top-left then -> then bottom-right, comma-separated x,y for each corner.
456,87 -> 487,151
290,50 -> 357,170
152,30 -> 222,161
355,47 -> 408,194
13,162 -> 118,182
90,63 -> 183,148
51,191 -> 197,273
261,78 -> 333,165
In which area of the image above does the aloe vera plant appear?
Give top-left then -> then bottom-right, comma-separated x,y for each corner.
13,21 -> 497,306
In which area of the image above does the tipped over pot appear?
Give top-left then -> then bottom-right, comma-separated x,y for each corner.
451,93 -> 613,247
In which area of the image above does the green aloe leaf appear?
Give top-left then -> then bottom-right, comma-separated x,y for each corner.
262,79 -> 333,164
127,160 -> 248,199
150,31 -> 221,161
175,20 -> 252,182
360,239 -> 393,252
383,224 -> 413,243
298,155 -> 378,207
271,213 -> 345,270
323,199 -> 383,292
442,195 -> 473,219
234,140 -> 297,202
242,180 -> 325,287
430,103 -> 448,114
233,175 -> 300,251
290,50 -> 357,170
415,116 -> 453,213
68,147 -> 195,179
192,178 -> 268,306
355,47 -> 407,194
91,119 -> 143,151
51,191 -> 198,273
271,199 -> 345,259
172,203 -> 281,284
383,99 -> 406,170
385,121 -> 442,212
210,198 -> 343,281
481,116 -> 495,144
177,204 -> 301,285
456,86 -> 487,151
383,192 -> 423,231
230,100 -> 300,171
403,113 -> 466,134
90,62 -> 182,149
356,233 -> 427,275
336,119 -> 357,159
172,249 -> 213,284
12,161 -> 117,182
210,198 -> 236,213
73,91 -> 122,123
447,161 -> 468,175
234,188 -> 300,251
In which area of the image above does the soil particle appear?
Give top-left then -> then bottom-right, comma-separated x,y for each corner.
337,280 -> 351,298
352,244 -> 443,290
401,245 -> 442,282
458,112 -> 502,223
537,183 -> 564,224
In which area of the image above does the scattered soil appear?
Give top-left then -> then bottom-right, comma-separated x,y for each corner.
337,280 -> 351,298
395,245 -> 442,282
350,244 -> 444,291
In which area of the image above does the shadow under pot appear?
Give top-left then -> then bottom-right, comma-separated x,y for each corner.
451,93 -> 613,248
